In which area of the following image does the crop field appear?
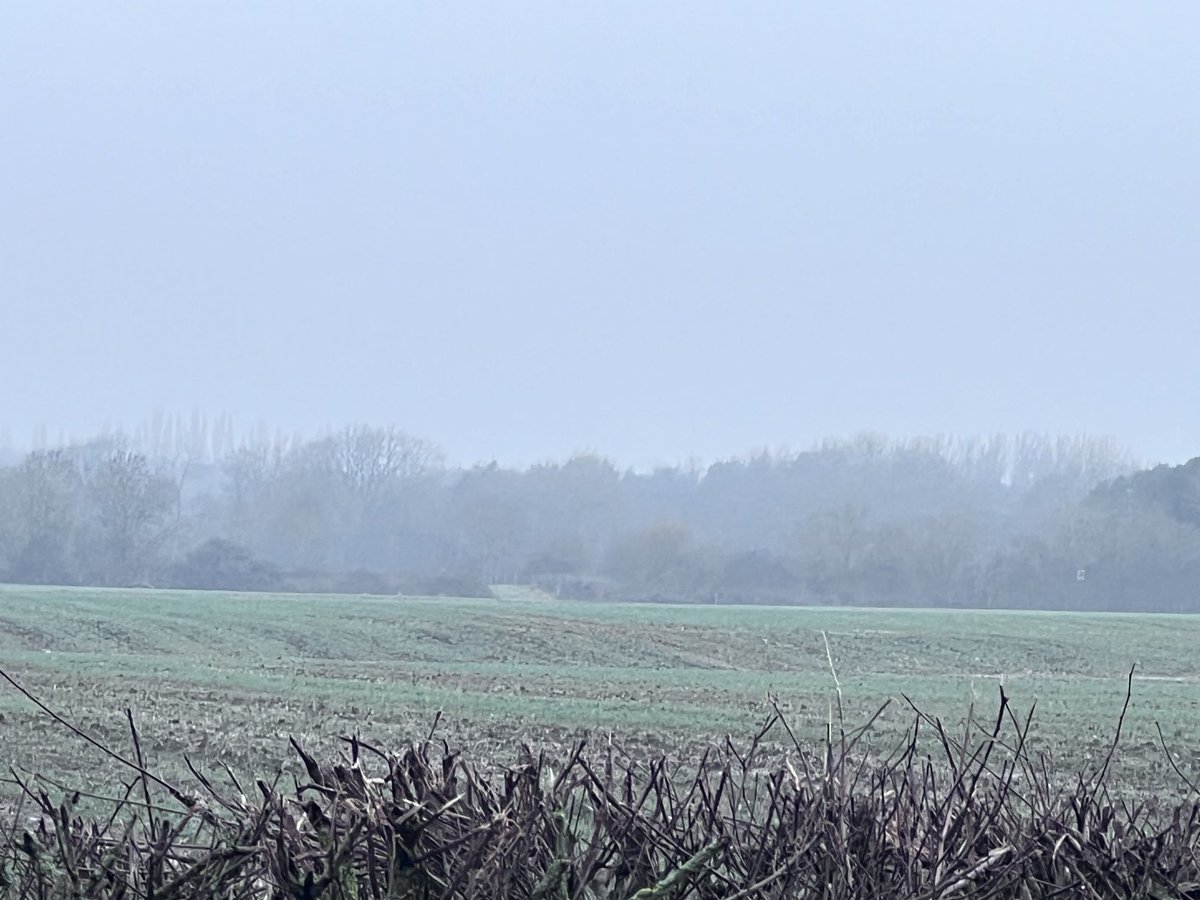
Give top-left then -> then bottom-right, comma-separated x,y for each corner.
1,585 -> 1199,804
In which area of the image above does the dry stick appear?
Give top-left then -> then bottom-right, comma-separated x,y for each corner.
1154,722 -> 1200,798
573,756 -> 740,898
820,629 -> 855,891
1089,663 -> 1136,791
903,694 -> 993,805
8,776 -> 180,817
727,712 -> 778,864
843,697 -> 894,758
152,844 -> 262,900
49,809 -> 83,900
338,732 -> 392,768
820,631 -> 846,796
661,749 -> 711,836
5,766 -> 41,816
921,844 -> 1014,900
219,761 -> 247,800
901,694 -> 1015,881
996,700 -> 1040,813
842,699 -> 895,803
126,708 -> 157,852
958,692 -> 1026,872
575,756 -> 690,859
425,708 -> 444,743
98,772 -> 144,843
183,756 -> 242,819
821,629 -> 845,732
551,739 -> 589,796
769,696 -> 819,787
624,838 -> 726,900
931,687 -> 1012,888
0,665 -> 192,807
722,834 -> 818,900
0,772 -> 28,876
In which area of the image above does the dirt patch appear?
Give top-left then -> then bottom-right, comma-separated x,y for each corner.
0,617 -> 59,650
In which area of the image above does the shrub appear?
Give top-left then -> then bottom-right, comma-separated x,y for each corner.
171,538 -> 282,592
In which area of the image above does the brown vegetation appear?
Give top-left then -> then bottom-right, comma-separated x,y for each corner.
4,667 -> 1200,898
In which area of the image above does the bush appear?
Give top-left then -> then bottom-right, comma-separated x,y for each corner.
5,685 -> 1199,899
171,538 -> 282,592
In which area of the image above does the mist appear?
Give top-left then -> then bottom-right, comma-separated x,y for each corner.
2,6 -> 1198,608
2,421 -> 1197,612
2,3 -> 1199,469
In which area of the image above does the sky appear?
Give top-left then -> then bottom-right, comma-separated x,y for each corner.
2,3 -> 1198,469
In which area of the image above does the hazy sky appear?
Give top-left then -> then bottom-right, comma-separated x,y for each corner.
3,4 -> 1197,468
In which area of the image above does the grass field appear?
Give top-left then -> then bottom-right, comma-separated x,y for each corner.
1,585 -> 1199,804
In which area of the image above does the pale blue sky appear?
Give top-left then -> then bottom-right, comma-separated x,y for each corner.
2,3 -> 1197,467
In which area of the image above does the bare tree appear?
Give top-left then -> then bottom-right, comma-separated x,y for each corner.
1,450 -> 82,583
308,425 -> 444,505
84,449 -> 175,585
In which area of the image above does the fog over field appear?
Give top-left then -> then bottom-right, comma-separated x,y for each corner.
6,11 -> 1200,894
2,4 -> 1199,610
2,4 -> 1198,469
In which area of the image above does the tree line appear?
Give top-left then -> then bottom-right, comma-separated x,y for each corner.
0,425 -> 1195,612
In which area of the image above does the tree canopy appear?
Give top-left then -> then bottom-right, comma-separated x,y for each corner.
1,426 -> 1192,612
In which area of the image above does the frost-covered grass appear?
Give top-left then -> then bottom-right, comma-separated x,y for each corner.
0,584 -> 1195,799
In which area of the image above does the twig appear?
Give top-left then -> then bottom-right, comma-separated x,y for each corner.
0,665 -> 192,808
1090,663 -> 1135,790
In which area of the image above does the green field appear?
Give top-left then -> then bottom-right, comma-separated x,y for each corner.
1,585 -> 1198,803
